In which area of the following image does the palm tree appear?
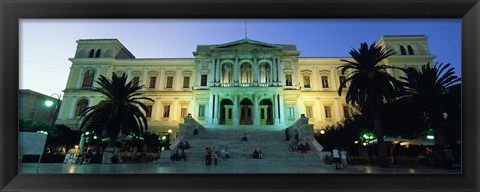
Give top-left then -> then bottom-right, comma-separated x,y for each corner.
400,63 -> 461,164
338,42 -> 403,167
77,72 -> 153,150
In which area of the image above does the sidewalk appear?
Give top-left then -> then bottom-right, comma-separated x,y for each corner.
19,163 -> 461,174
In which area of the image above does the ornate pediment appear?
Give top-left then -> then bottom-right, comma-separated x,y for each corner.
213,38 -> 281,49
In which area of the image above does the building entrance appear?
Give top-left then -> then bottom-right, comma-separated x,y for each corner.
220,99 -> 233,125
259,99 -> 273,125
240,98 -> 253,125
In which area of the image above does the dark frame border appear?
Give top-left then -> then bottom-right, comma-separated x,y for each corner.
1,0 -> 478,191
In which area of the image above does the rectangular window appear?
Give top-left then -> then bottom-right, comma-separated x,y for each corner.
149,76 -> 157,88
303,76 -> 310,88
163,105 -> 170,118
198,105 -> 205,117
343,105 -> 349,118
181,107 -> 188,118
183,76 -> 190,88
339,76 -> 347,88
306,107 -> 313,118
201,75 -> 208,86
288,107 -> 294,117
324,106 -> 332,119
321,76 -> 329,88
285,74 -> 292,86
146,105 -> 153,117
166,76 -> 173,88
132,76 -> 140,87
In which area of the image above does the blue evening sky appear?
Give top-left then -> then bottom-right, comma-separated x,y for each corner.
20,19 -> 461,97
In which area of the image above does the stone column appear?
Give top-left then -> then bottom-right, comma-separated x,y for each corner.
312,67 -> 318,91
315,98 -> 322,123
216,59 -> 221,84
208,93 -> 214,124
76,67 -> 84,88
214,94 -> 220,124
172,98 -> 179,121
296,96 -> 304,119
191,96 -> 196,118
279,94 -> 285,124
106,66 -> 112,80
91,67 -> 100,88
233,94 -> 239,125
272,58 -> 277,86
127,69 -> 132,81
155,98 -> 162,121
292,63 -> 299,86
253,58 -> 258,86
334,98 -> 341,122
273,93 -> 279,125
158,68 -> 164,91
176,67 -> 181,90
253,94 -> 259,125
68,97 -> 77,119
143,68 -> 148,87
330,67 -> 337,90
234,58 -> 239,86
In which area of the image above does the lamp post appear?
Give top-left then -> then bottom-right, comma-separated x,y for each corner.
44,93 -> 62,134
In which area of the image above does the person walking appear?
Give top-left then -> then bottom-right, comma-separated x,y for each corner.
332,147 -> 341,170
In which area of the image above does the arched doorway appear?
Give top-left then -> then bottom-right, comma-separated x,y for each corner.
220,99 -> 233,125
259,99 -> 273,125
240,98 -> 253,125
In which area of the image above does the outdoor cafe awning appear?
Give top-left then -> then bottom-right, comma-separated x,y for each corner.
368,137 -> 410,144
400,137 -> 435,146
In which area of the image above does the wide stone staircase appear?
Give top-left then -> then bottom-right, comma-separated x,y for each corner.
155,126 -> 324,167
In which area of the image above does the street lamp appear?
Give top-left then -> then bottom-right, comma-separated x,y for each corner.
45,93 -> 62,133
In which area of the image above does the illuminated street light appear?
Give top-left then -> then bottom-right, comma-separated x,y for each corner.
45,93 -> 62,131
427,135 -> 435,140
167,129 -> 172,134
320,130 -> 325,135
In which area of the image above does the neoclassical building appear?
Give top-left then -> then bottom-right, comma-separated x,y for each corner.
56,35 -> 435,137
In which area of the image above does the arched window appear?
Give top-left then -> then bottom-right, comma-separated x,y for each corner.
240,62 -> 253,86
400,46 -> 407,55
258,62 -> 271,85
82,69 -> 95,87
407,45 -> 414,55
75,99 -> 89,116
221,63 -> 233,86
95,49 -> 101,58
89,49 -> 95,58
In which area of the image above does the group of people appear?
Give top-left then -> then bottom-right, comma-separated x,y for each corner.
329,147 -> 348,170
252,149 -> 264,159
204,147 -> 218,165
170,148 -> 187,161
290,139 -> 311,154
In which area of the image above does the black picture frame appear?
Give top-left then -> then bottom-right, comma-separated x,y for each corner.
1,0 -> 478,192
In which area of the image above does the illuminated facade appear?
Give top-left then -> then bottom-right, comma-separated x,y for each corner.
56,35 -> 435,137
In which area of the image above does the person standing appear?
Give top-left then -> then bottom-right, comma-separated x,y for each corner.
332,147 -> 341,170
340,148 -> 348,169
213,151 -> 219,165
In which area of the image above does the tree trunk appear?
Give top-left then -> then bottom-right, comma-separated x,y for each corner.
102,136 -> 117,164
372,112 -> 388,168
430,111 -> 452,168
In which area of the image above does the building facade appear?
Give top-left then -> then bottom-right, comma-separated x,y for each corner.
55,35 -> 435,137
19,89 -> 61,122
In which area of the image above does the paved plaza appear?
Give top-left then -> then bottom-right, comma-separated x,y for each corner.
19,163 -> 461,174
